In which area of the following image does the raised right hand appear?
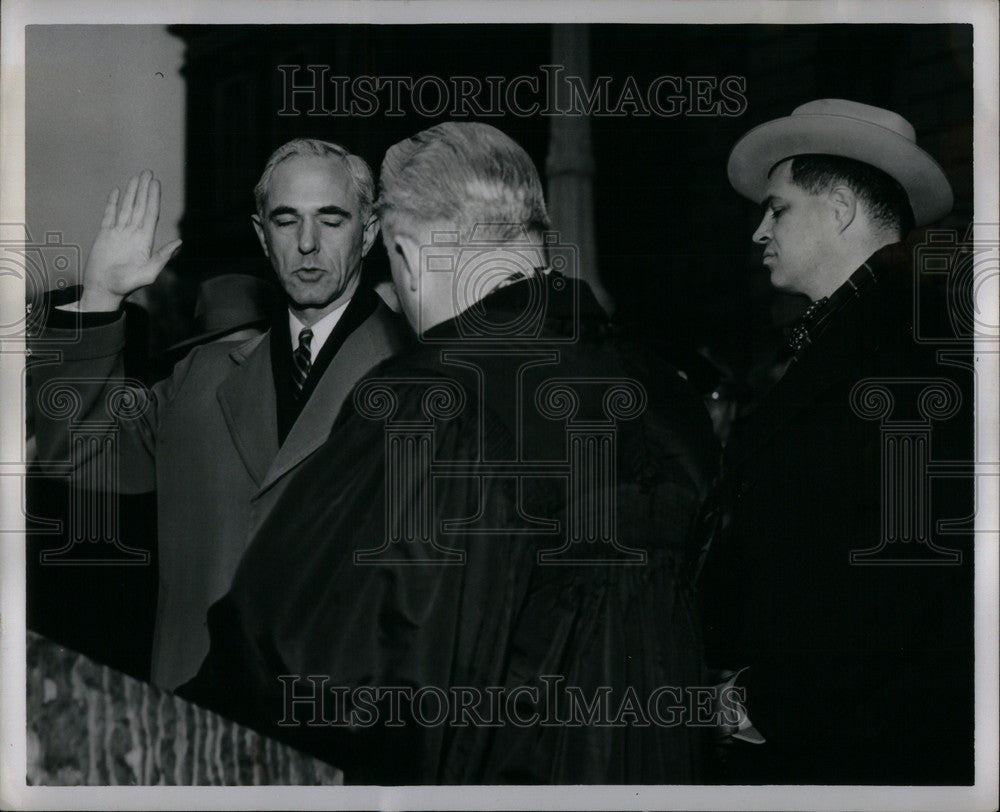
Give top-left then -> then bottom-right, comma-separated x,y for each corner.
79,170 -> 182,311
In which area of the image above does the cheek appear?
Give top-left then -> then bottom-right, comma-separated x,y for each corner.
775,220 -> 809,256
798,223 -> 827,259
268,233 -> 296,262
325,230 -> 362,261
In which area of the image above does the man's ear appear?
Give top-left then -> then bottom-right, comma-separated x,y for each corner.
828,185 -> 857,233
391,232 -> 423,293
361,214 -> 380,258
251,214 -> 269,258
384,229 -> 420,293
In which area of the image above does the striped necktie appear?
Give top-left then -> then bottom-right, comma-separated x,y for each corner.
292,327 -> 313,399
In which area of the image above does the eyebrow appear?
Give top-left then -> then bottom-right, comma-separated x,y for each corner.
268,205 -> 353,219
760,195 -> 783,213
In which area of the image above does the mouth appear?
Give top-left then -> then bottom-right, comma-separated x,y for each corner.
294,267 -> 326,278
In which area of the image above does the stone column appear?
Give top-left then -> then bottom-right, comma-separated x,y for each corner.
545,24 -> 613,315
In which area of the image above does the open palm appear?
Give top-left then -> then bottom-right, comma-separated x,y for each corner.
82,170 -> 182,309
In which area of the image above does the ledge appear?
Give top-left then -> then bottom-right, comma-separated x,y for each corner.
26,631 -> 342,786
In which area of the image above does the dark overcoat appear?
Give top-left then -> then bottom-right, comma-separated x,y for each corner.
699,242 -> 975,784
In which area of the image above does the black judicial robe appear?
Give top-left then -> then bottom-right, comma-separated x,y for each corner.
181,275 -> 719,784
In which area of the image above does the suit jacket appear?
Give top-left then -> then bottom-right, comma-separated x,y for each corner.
699,242 -> 974,784
29,288 -> 410,690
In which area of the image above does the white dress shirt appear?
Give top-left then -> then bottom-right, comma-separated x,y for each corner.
288,298 -> 350,358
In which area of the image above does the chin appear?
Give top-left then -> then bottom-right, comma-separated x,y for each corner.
290,282 -> 340,303
768,269 -> 787,290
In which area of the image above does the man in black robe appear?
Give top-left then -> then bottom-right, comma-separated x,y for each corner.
181,122 -> 719,784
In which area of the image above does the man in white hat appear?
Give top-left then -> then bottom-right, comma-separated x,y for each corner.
699,100 -> 974,784
728,98 -> 952,304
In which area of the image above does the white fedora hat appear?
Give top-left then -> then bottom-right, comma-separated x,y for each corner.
727,99 -> 953,227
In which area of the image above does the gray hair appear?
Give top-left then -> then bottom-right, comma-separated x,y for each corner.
376,122 -> 551,242
254,138 -> 375,221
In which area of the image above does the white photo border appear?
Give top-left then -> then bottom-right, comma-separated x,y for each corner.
1,1 -> 997,810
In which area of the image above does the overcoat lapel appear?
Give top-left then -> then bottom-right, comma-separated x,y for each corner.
729,335 -> 862,472
729,245 -> 907,472
216,333 -> 279,487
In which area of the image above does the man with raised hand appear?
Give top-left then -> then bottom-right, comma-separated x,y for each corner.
29,140 -> 409,690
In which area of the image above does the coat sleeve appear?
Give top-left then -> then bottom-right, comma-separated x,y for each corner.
28,307 -> 196,494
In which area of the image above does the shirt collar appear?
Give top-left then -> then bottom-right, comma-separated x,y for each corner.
288,298 -> 350,355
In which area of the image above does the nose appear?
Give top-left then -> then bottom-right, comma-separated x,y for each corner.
297,221 -> 318,255
752,212 -> 771,245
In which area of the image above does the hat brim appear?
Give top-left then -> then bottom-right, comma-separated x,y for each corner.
727,113 -> 953,226
165,318 -> 269,354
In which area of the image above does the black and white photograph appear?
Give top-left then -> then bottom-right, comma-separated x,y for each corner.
1,1 -> 997,809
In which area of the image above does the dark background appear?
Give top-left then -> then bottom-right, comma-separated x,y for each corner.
169,23 -> 973,377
